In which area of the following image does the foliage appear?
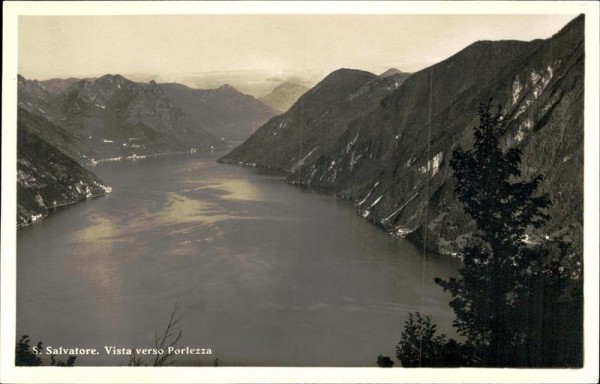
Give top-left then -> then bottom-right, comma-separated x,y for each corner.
395,312 -> 466,367
434,101 -> 580,366
50,354 -> 77,367
15,335 -> 76,367
15,335 -> 42,366
450,102 -> 551,248
511,239 -> 583,366
384,101 -> 582,367
395,312 -> 446,367
376,354 -> 394,367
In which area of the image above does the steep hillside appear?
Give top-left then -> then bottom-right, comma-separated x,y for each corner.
159,83 -> 278,142
17,115 -> 111,227
221,16 -> 584,255
219,69 -> 408,172
17,107 -> 90,162
259,82 -> 309,113
18,75 -> 63,123
296,15 -> 584,254
18,74 -> 223,164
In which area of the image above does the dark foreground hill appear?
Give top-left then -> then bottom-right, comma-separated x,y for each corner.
219,15 -> 584,254
17,110 -> 111,226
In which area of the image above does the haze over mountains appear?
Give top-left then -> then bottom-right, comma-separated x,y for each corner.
259,82 -> 309,112
221,15 -> 584,254
123,70 -> 324,100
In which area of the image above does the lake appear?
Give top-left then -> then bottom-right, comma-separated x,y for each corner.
17,152 -> 459,366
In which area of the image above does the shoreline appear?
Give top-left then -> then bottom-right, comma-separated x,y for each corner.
17,191 -> 109,229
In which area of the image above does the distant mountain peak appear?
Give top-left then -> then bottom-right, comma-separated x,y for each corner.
268,82 -> 308,94
259,82 -> 309,113
96,74 -> 128,86
313,68 -> 377,90
329,68 -> 375,77
221,66 -> 401,170
158,81 -> 278,141
98,73 -> 117,80
218,84 -> 238,92
379,68 -> 409,78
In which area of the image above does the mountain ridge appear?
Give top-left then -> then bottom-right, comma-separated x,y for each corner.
18,73 -> 225,164
218,68 -> 410,172
219,15 -> 584,255
159,81 -> 278,142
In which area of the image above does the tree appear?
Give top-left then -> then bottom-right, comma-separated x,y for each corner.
129,303 -> 183,367
435,100 -> 553,366
152,302 -> 183,367
15,335 -> 42,366
15,335 -> 76,366
512,238 -> 583,366
376,354 -> 394,367
395,312 -> 447,367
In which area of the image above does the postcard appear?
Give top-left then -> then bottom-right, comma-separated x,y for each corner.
2,1 -> 598,383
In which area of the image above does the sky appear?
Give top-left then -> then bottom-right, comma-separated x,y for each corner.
18,14 -> 577,95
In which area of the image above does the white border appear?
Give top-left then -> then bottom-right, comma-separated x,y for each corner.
2,2 -> 599,383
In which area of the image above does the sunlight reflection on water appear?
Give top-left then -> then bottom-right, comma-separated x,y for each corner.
17,153 -> 460,366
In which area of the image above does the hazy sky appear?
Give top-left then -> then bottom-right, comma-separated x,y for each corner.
19,14 -> 577,88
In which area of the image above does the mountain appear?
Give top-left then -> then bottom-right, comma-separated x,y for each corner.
220,15 -> 584,254
39,77 -> 97,95
18,75 -> 63,123
17,109 -> 111,227
18,74 -> 223,164
303,16 -> 583,253
159,82 -> 278,142
17,107 -> 89,162
259,82 -> 309,113
218,68 -> 407,172
18,72 -> 220,224
379,68 -> 410,79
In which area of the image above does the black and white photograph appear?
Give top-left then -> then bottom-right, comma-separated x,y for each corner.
1,1 -> 598,383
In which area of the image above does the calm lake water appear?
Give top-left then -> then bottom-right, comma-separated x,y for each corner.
17,152 -> 459,366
